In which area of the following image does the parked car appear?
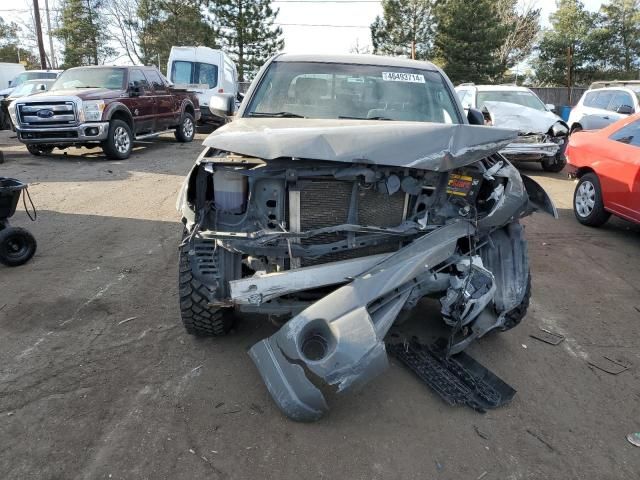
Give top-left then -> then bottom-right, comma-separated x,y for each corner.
177,53 -> 556,421
568,81 -> 640,134
566,114 -> 640,227
167,46 -> 238,125
455,84 -> 568,172
0,69 -> 61,99
0,63 -> 25,90
8,65 -> 200,159
1,79 -> 56,130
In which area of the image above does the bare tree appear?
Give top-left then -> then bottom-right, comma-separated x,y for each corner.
496,0 -> 541,71
349,38 -> 372,55
104,0 -> 145,65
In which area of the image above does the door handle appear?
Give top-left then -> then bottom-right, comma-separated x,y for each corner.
603,116 -> 609,120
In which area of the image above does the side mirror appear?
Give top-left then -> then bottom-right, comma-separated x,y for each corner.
545,103 -> 556,112
8,80 -> 12,87
616,104 -> 634,114
129,84 -> 142,97
209,93 -> 235,117
467,108 -> 485,126
39,84 -> 46,91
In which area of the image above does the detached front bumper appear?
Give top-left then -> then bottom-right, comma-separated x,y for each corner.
16,121 -> 109,144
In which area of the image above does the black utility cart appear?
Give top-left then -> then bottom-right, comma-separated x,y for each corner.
0,177 -> 37,267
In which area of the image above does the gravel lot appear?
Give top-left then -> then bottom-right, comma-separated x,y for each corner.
1,129 -> 639,480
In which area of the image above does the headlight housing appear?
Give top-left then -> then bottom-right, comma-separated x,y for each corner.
551,122 -> 569,137
80,100 -> 105,122
8,101 -> 18,125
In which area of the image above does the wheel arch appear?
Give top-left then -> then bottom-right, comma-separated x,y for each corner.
105,103 -> 134,131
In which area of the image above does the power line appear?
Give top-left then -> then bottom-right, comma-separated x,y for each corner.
275,23 -> 370,28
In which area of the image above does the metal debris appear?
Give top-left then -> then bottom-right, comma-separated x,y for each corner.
530,328 -> 565,345
588,356 -> 630,375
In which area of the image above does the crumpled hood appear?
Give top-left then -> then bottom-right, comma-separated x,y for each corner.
203,118 -> 518,171
483,101 -> 562,135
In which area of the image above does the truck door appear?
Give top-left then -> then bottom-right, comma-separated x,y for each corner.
144,69 -> 175,130
127,69 -> 155,134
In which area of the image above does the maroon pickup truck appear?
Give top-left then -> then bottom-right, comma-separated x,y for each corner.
8,65 -> 201,159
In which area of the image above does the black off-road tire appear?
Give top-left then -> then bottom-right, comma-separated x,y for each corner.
26,144 -> 53,156
174,112 -> 195,143
178,242 -> 234,336
101,119 -> 133,160
541,152 -> 566,173
500,274 -> 531,331
0,226 -> 37,267
573,173 -> 610,227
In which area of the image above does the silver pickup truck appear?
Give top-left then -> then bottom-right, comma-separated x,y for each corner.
177,53 -> 557,421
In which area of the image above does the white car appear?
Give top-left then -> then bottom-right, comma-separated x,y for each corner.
567,81 -> 639,134
455,84 -> 568,172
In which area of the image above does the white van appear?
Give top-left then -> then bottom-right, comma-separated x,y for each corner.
0,63 -> 25,90
167,46 -> 238,123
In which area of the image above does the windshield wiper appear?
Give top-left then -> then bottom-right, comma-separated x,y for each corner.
248,111 -> 305,118
338,115 -> 393,121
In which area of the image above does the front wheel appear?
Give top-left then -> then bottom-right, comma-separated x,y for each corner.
0,227 -> 37,267
174,112 -> 195,143
101,119 -> 133,159
541,151 -> 566,173
178,238 -> 235,336
573,173 -> 610,227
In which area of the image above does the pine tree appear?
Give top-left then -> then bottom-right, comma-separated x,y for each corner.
370,0 -> 434,60
433,0 -> 508,84
137,0 -> 217,68
532,0 -> 598,86
211,0 -> 284,81
54,0 -> 114,67
597,0 -> 640,74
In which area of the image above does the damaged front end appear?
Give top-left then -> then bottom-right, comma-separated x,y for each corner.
177,120 -> 556,421
483,101 -> 569,167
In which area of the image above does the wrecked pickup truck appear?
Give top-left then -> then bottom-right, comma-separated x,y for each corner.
177,54 -> 557,421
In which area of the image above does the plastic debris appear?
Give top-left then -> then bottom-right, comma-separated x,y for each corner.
627,433 -> 640,447
118,316 -> 138,325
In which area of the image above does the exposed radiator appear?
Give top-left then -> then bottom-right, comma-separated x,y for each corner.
295,179 -> 406,265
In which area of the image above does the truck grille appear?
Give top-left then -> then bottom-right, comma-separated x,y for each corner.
17,101 -> 77,126
297,180 -> 406,265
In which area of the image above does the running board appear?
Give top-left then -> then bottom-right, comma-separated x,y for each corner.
134,130 -> 175,141
387,339 -> 516,412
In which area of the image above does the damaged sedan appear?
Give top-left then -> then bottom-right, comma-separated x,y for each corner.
177,54 -> 557,421
456,84 -> 569,172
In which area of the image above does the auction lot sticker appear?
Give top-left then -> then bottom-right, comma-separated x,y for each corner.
382,72 -> 425,83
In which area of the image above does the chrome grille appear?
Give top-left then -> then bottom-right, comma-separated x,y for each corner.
17,101 -> 77,126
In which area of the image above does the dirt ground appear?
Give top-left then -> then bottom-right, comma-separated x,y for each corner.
1,128 -> 639,480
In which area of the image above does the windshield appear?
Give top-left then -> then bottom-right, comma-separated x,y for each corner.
246,61 -> 461,123
476,90 -> 547,112
51,68 -> 125,91
11,71 -> 56,87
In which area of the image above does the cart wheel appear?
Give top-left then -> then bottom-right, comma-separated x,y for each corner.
0,227 -> 37,267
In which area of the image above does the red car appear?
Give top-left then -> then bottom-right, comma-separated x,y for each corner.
566,114 -> 640,226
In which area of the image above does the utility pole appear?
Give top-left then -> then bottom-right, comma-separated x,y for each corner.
567,45 -> 574,105
33,0 -> 48,69
44,0 -> 56,68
